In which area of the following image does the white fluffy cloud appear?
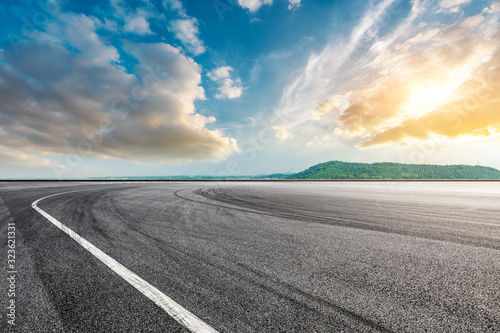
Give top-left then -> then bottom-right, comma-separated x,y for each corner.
238,0 -> 273,13
271,125 -> 293,141
288,0 -> 301,10
163,0 -> 184,12
483,1 -> 500,13
237,0 -> 300,12
208,66 -> 243,99
0,12 -> 238,163
168,18 -> 206,55
110,0 -> 160,35
439,0 -> 473,12
163,0 -> 205,56
124,15 -> 152,35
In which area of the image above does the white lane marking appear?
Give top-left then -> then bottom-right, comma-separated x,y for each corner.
32,192 -> 218,333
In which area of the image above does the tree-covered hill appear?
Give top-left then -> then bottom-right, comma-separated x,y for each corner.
288,161 -> 500,180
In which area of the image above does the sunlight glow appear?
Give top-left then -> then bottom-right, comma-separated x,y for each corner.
405,82 -> 456,117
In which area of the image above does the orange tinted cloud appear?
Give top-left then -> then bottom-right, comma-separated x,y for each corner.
315,11 -> 500,148
362,45 -> 500,146
362,90 -> 500,146
338,80 -> 412,133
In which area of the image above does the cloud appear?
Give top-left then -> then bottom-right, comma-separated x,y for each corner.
439,0 -> 473,12
306,134 -> 339,147
0,12 -> 238,163
163,0 -> 184,13
271,126 -> 293,141
168,18 -> 205,55
324,9 -> 500,148
208,66 -> 243,99
275,0 -> 400,128
162,0 -> 206,56
313,92 -> 351,120
275,0 -> 500,152
110,0 -> 161,35
0,149 -> 51,179
237,0 -> 300,12
124,14 -> 152,35
288,0 -> 301,10
0,147 -> 52,168
361,61 -> 500,147
238,0 -> 273,13
0,145 -> 101,179
483,1 -> 500,13
337,79 -> 413,134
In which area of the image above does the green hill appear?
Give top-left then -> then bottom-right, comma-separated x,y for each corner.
288,161 -> 500,180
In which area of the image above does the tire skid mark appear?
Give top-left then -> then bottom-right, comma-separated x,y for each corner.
174,188 -> 500,251
32,188 -> 219,333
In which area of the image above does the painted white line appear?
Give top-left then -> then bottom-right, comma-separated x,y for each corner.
32,191 -> 218,333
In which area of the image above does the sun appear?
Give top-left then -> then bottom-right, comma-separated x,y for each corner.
404,82 -> 456,117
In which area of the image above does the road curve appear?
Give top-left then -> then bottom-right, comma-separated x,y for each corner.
1,181 -> 499,332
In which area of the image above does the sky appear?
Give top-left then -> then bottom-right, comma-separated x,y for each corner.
0,0 -> 499,178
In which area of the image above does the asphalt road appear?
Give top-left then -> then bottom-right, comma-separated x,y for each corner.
1,181 -> 499,332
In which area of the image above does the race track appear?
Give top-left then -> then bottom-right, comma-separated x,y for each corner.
1,181 -> 499,332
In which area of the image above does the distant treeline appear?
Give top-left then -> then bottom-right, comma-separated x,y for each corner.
287,161 -> 500,180
84,161 -> 500,181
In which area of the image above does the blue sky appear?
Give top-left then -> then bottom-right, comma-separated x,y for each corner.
0,0 -> 499,178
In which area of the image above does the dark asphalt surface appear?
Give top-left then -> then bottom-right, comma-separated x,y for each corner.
1,181 -> 499,332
